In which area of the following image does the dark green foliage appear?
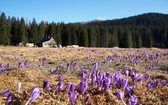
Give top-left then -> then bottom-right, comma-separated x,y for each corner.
30,18 -> 39,43
77,26 -> 88,47
1,12 -> 168,48
18,18 -> 28,43
135,30 -> 142,48
88,26 -> 97,47
38,21 -> 46,42
0,12 -> 8,45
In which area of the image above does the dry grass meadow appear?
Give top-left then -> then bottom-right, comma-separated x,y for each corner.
0,46 -> 168,105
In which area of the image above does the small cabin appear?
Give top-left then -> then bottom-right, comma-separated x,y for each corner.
37,37 -> 57,48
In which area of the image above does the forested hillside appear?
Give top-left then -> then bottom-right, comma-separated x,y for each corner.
0,12 -> 168,48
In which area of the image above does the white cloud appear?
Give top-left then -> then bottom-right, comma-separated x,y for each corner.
96,16 -> 106,20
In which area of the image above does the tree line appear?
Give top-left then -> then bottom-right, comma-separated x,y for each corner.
0,12 -> 168,48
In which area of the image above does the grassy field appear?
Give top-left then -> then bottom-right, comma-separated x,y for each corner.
0,46 -> 168,105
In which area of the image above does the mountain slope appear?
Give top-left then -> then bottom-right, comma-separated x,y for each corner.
86,13 -> 168,27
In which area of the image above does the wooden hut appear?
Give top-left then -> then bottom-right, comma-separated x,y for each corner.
38,37 -> 57,47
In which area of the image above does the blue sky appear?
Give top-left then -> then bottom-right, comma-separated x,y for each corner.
0,0 -> 168,23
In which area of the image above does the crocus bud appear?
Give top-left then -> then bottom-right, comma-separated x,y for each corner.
68,91 -> 78,105
115,90 -> 124,100
26,86 -> 40,105
18,81 -> 22,93
6,92 -> 13,105
0,88 -> 11,97
80,81 -> 87,97
43,80 -> 50,90
121,78 -> 128,91
56,82 -> 63,93
126,95 -> 138,105
58,75 -> 64,82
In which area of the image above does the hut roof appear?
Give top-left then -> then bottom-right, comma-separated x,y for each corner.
40,37 -> 56,44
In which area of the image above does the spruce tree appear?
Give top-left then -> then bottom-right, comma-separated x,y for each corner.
135,30 -> 142,48
88,26 -> 96,47
18,17 -> 27,44
38,21 -> 46,42
0,12 -> 8,45
31,18 -> 38,43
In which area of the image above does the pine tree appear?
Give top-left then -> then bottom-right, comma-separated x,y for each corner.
135,30 -> 142,48
7,16 -> 11,45
31,18 -> 38,43
38,21 -> 46,41
11,17 -> 19,45
110,27 -> 118,47
124,28 -> 132,48
18,17 -> 27,44
70,24 -> 77,45
0,12 -> 8,45
88,26 -> 96,47
55,23 -> 62,45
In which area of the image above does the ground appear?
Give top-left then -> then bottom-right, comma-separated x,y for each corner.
0,46 -> 168,105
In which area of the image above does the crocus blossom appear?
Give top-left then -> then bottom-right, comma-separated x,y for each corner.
68,90 -> 78,105
115,90 -> 126,105
26,86 -> 40,105
79,81 -> 87,97
125,85 -> 133,95
0,88 -> 11,97
126,95 -> 138,105
121,78 -> 128,91
56,82 -> 63,93
43,80 -> 50,90
5,92 -> 13,105
58,75 -> 64,82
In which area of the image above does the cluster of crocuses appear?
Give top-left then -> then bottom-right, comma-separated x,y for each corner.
0,88 -> 13,105
0,64 -> 5,73
0,80 -> 40,105
18,60 -> 30,68
67,61 -> 76,70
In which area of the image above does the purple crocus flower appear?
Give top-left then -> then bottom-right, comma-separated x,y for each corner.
144,73 -> 150,81
124,70 -> 129,77
91,75 -> 96,85
160,80 -> 168,86
0,88 -> 11,97
147,81 -> 155,91
115,90 -> 126,105
68,91 -> 78,105
18,81 -> 22,93
121,78 -> 128,91
7,63 -> 10,69
133,73 -> 144,82
126,95 -> 138,105
24,60 -> 29,67
50,68 -> 57,74
102,78 -> 111,92
115,90 -> 124,100
26,86 -> 40,105
18,62 -> 24,68
125,84 -> 133,95
43,80 -> 50,90
81,72 -> 86,80
155,80 -> 160,87
58,75 -> 64,82
66,83 -> 76,92
5,92 -> 13,105
56,82 -> 63,93
80,81 -> 87,97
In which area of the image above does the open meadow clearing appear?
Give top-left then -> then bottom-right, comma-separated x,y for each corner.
0,46 -> 168,105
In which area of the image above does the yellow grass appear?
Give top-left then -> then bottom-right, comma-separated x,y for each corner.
0,46 -> 168,105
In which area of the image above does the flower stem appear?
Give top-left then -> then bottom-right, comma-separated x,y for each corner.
121,99 -> 126,105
